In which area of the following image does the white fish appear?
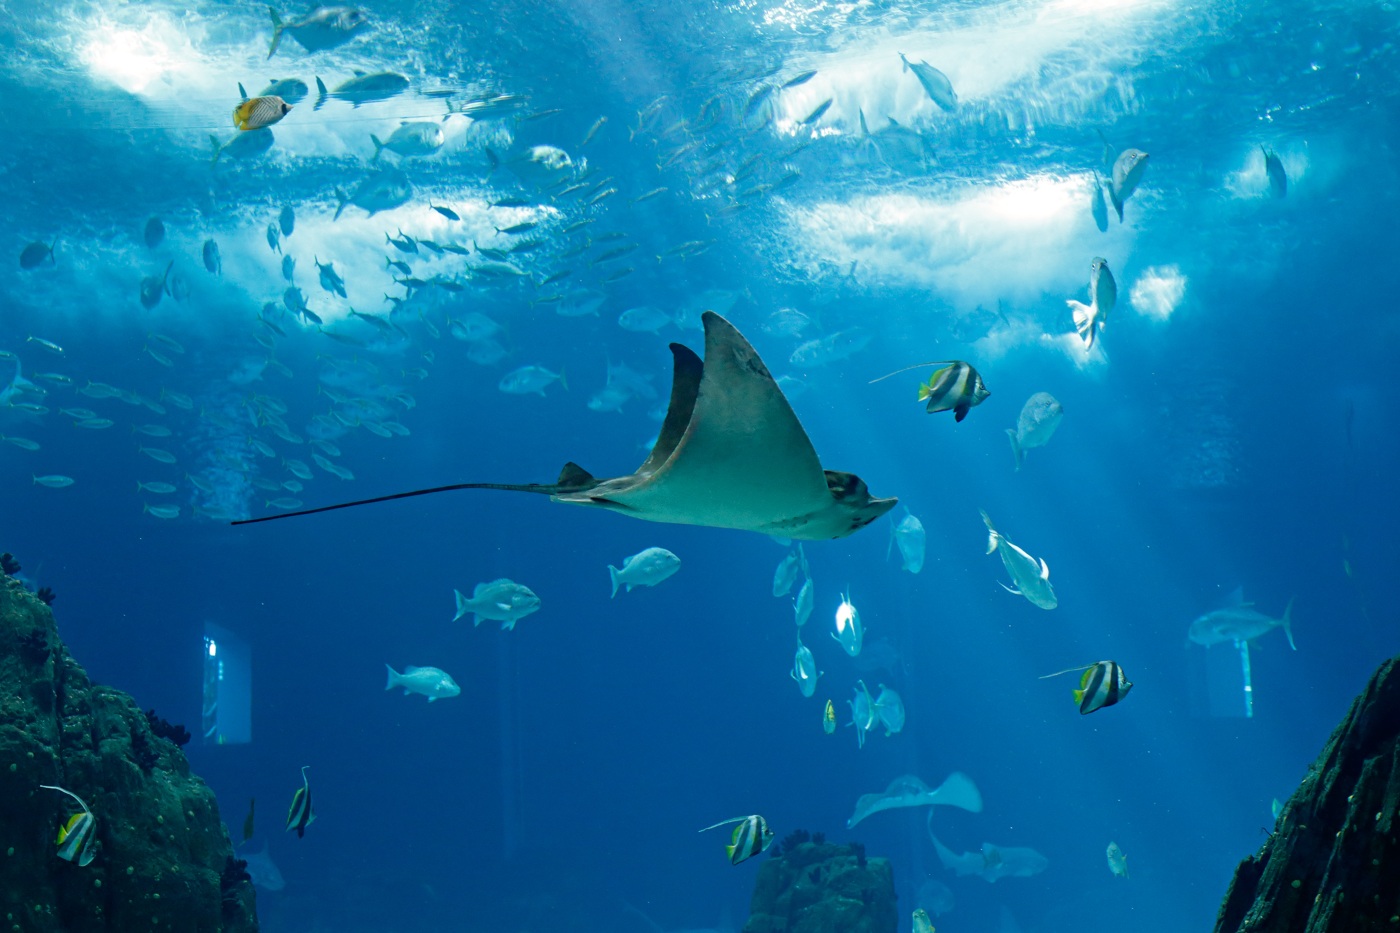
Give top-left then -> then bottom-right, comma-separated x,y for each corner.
1006,392 -> 1064,471
499,365 -> 566,396
587,384 -> 631,413
371,122 -> 445,162
772,544 -> 806,597
1066,257 -> 1116,350
848,679 -> 878,748
1106,841 -> 1129,878
873,684 -> 905,735
1109,148 -> 1149,221
1188,592 -> 1295,649
608,547 -> 681,597
617,305 -> 673,333
832,589 -> 863,656
789,328 -> 870,368
980,510 -> 1056,609
793,578 -> 814,627
790,636 -> 822,698
384,664 -> 460,702
268,6 -> 368,57
333,169 -> 412,220
452,579 -> 541,629
887,507 -> 925,573
899,52 -> 957,112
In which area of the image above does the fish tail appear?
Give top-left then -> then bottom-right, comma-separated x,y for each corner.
267,7 -> 284,59
608,565 -> 621,599
979,509 -> 999,554
1068,300 -> 1095,347
1282,597 -> 1296,650
384,664 -> 399,690
314,77 -> 328,112
1006,428 -> 1023,471
451,588 -> 468,622
332,188 -> 348,222
370,134 -> 384,164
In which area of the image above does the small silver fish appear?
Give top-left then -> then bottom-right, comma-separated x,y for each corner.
1067,257 -> 1116,350
268,6 -> 369,58
1109,148 -> 1149,221
899,53 -> 957,112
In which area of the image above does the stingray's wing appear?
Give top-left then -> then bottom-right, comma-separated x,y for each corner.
581,312 -> 832,532
634,341 -> 703,478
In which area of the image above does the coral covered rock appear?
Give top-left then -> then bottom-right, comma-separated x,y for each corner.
0,572 -> 257,932
1213,653 -> 1400,933
742,838 -> 896,933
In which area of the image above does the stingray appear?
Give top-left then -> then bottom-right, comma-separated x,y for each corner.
233,312 -> 897,539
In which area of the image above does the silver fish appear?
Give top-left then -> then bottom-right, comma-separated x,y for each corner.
1189,594 -> 1295,649
1109,148 -> 1149,221
371,122 -> 444,162
1067,257 -> 1116,350
1090,171 -> 1109,233
314,72 -> 409,110
980,509 -> 1055,609
333,169 -> 412,220
268,6 -> 369,58
1006,392 -> 1063,471
899,52 -> 957,112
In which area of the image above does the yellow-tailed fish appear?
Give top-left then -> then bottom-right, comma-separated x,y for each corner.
1040,660 -> 1133,715
285,766 -> 315,837
234,96 -> 292,131
41,784 -> 97,866
870,361 -> 989,422
823,699 -> 837,734
698,814 -> 774,865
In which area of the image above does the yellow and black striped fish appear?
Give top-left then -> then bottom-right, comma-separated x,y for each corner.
41,784 -> 97,866
1042,661 -> 1133,715
285,766 -> 315,837
233,96 -> 292,131
870,360 -> 990,422
698,814 -> 775,865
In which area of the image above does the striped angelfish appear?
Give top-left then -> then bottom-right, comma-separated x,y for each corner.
41,784 -> 97,866
870,361 -> 990,422
698,814 -> 775,865
285,766 -> 316,837
1041,661 -> 1133,715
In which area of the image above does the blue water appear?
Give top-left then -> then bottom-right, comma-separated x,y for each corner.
3,0 -> 1397,930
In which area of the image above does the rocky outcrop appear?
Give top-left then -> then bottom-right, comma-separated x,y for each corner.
743,835 -> 896,933
0,568 -> 257,933
1213,654 -> 1400,932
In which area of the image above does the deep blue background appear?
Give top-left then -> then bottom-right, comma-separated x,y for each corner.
2,1 -> 1398,931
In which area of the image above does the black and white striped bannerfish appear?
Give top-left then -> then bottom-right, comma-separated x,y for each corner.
285,765 -> 316,837
698,814 -> 775,865
870,360 -> 991,422
1041,661 -> 1133,715
233,95 -> 292,131
41,784 -> 97,866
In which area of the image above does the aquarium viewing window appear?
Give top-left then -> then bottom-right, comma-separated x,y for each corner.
202,621 -> 252,744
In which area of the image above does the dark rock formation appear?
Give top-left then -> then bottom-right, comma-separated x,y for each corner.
743,838 -> 896,933
0,571 -> 257,932
1213,653 -> 1400,933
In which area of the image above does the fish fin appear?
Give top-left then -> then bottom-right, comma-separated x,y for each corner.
954,402 -> 969,422
1039,558 -> 1050,580
314,76 -> 328,112
1006,428 -> 1023,471
980,510 -> 999,553
608,565 -> 621,598
333,188 -> 348,221
209,135 -> 224,166
1282,597 -> 1296,650
1226,586 -> 1247,606
899,52 -> 909,72
267,7 -> 284,59
1111,189 -> 1125,222
558,367 -> 568,391
997,581 -> 1021,595
370,134 -> 384,164
238,82 -> 248,99
556,461 -> 596,487
427,695 -> 437,702
726,843 -> 738,860
472,613 -> 482,628
384,664 -> 398,690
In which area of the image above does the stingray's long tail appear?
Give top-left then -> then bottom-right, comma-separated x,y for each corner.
230,481 -> 553,525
